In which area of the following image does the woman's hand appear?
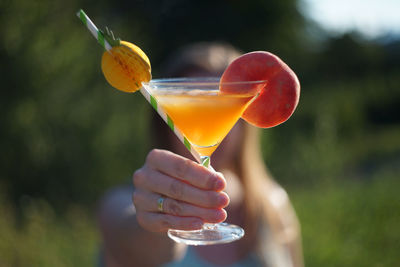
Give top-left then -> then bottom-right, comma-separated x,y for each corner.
132,149 -> 229,233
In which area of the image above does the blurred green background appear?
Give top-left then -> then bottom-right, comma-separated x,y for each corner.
1,0 -> 399,266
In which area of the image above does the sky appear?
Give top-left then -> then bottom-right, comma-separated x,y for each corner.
301,0 -> 400,38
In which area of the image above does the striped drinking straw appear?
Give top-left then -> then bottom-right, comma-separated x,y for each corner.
76,9 -> 208,167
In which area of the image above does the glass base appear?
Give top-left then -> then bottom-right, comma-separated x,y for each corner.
167,223 -> 244,245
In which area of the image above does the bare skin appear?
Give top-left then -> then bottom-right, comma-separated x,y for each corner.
132,149 -> 229,232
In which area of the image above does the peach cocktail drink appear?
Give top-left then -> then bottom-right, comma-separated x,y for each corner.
142,78 -> 264,245
150,79 -> 255,157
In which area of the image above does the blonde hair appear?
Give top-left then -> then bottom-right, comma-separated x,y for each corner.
157,42 -> 303,267
240,124 -> 303,267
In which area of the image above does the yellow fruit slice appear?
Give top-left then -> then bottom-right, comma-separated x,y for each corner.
101,41 -> 151,93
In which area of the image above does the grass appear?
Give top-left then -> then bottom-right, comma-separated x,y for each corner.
1,171 -> 399,266
0,197 -> 98,267
291,170 -> 400,267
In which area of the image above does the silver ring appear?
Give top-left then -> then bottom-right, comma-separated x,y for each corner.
157,196 -> 165,212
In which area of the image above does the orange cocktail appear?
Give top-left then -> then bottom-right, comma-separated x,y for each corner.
154,90 -> 253,156
142,77 -> 264,245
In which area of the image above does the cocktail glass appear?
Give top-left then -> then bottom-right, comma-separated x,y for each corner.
142,77 -> 264,245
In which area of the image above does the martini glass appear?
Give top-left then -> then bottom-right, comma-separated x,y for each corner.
142,77 -> 264,245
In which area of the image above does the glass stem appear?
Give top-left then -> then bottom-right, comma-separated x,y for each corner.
200,156 -> 211,168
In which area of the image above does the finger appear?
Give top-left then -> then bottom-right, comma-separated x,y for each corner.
133,190 -> 227,223
146,149 -> 226,191
136,211 -> 203,232
138,168 -> 229,209
162,197 -> 227,223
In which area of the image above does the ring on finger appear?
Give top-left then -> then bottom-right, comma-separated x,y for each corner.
157,196 -> 166,212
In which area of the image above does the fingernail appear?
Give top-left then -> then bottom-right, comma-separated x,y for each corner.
216,209 -> 227,221
215,178 -> 225,190
214,173 -> 226,190
218,193 -> 229,206
220,209 -> 228,221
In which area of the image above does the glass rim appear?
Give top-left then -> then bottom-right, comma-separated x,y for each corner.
142,77 -> 268,87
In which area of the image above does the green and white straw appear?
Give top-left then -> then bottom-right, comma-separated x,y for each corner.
76,9 -> 208,167
77,10 -> 112,51
138,88 -> 204,163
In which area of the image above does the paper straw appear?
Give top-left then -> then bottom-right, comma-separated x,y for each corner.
76,9 -> 206,166
76,10 -> 112,51
139,87 -> 206,164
